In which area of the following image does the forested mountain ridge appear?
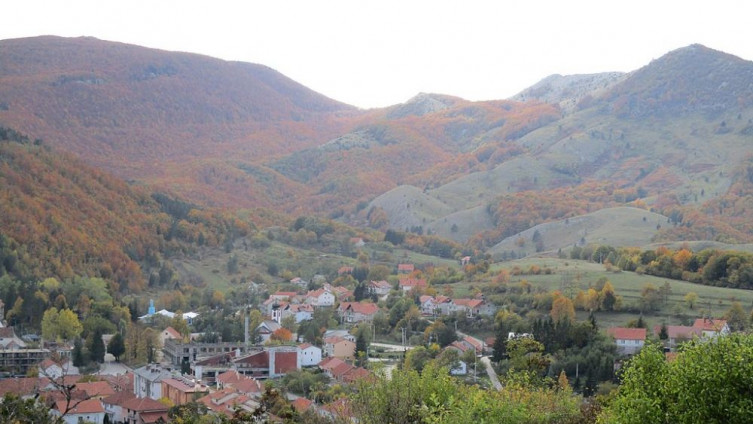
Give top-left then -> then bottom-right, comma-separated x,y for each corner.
2,37 -> 753,251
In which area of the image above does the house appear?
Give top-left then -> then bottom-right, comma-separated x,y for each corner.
233,347 -> 300,378
305,288 -> 336,307
338,266 -> 354,275
607,327 -> 647,355
102,390 -> 136,424
161,376 -> 209,406
292,397 -> 314,414
451,299 -> 496,317
121,396 -> 169,424
52,398 -> 105,424
399,278 -> 427,293
138,307 -> 199,325
419,295 -> 437,315
350,237 -> 366,247
654,325 -> 701,350
460,256 -> 472,266
281,303 -> 314,323
38,357 -> 79,379
132,364 -> 173,399
270,291 -> 299,302
256,320 -> 282,343
290,277 -> 309,288
368,280 -> 392,297
692,318 -> 730,338
197,387 -> 259,418
318,357 -> 351,379
298,343 -> 322,367
398,263 -> 415,274
323,336 -> 356,360
433,296 -> 454,316
338,302 -> 380,324
215,370 -> 263,395
75,381 -> 116,400
160,326 -> 183,346
0,327 -> 27,349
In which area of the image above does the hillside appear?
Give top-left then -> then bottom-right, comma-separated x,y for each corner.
0,36 -> 357,209
0,127 -> 253,292
366,44 -> 753,249
3,38 -> 753,253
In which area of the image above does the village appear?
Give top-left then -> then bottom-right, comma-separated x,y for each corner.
0,254 -> 736,423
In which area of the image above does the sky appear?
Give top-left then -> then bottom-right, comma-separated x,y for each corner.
3,0 -> 753,109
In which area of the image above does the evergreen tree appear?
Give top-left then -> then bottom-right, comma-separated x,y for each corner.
659,323 -> 669,340
355,332 -> 368,366
88,328 -> 106,363
108,332 -> 125,362
72,337 -> 86,367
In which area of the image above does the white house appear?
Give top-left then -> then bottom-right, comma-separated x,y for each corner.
256,320 -> 282,343
305,288 -> 335,307
282,303 -> 314,323
298,343 -> 322,367
53,399 -> 105,424
607,327 -> 647,355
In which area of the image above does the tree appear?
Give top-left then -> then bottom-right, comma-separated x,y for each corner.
599,281 -> 617,311
355,332 -> 368,367
639,284 -> 661,312
270,328 -> 293,343
108,332 -> 126,362
684,291 -> 698,310
57,308 -> 83,341
658,323 -> 668,340
88,328 -> 106,363
72,337 -> 86,367
0,393 -> 57,423
551,296 -> 576,324
599,335 -> 753,423
725,301 -> 747,332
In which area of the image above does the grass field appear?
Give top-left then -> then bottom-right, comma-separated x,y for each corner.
486,258 -> 753,329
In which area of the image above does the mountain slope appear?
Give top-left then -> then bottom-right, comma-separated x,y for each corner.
0,127 -> 251,292
368,44 -> 753,248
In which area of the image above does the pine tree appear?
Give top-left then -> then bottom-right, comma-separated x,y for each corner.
72,338 -> 86,367
88,328 -> 106,363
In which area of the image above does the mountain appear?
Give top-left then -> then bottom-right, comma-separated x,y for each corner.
2,37 -> 753,255
363,44 -> 753,250
0,36 -> 357,208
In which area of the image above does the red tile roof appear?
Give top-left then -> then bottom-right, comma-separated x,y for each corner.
75,381 -> 116,398
453,298 -> 484,308
607,327 -> 647,341
102,390 -> 136,406
399,278 -> 427,289
693,318 -> 728,332
398,264 -> 415,272
163,326 -> 182,339
122,396 -> 169,412
291,397 -> 313,412
55,398 -> 104,414
340,302 -> 379,315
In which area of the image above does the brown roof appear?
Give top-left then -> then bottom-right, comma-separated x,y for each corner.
0,377 -> 44,397
607,327 -> 647,341
340,302 -> 379,315
453,299 -> 484,308
319,357 -> 347,372
55,398 -> 104,415
341,367 -> 371,384
102,390 -> 136,406
399,278 -> 427,288
122,396 -> 169,412
291,397 -> 313,412
140,410 -> 170,423
75,381 -> 116,398
693,318 -> 728,332
331,362 -> 355,379
163,326 -> 182,339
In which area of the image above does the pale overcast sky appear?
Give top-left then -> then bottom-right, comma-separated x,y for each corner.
3,0 -> 752,109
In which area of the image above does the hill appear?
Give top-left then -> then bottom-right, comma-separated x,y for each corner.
3,38 -> 753,252
0,36 -> 357,209
0,127 -> 253,292
366,44 -> 753,249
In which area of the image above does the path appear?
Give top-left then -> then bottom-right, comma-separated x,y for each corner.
480,356 -> 502,391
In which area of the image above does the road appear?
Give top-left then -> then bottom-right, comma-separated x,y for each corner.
480,356 -> 503,391
371,342 -> 415,352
